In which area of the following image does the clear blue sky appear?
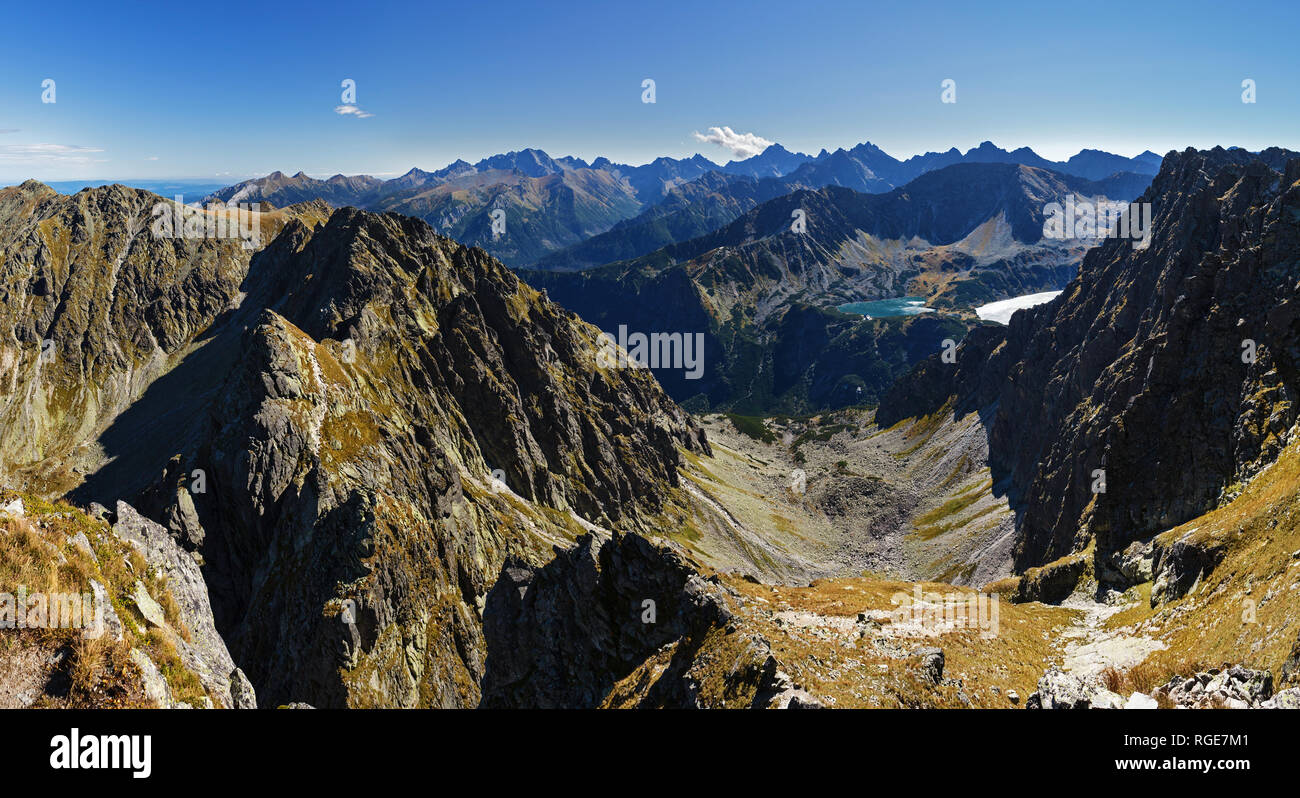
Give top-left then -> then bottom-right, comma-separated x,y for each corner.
1,0 -> 1296,182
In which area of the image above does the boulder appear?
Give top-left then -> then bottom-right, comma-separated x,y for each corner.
1026,668 -> 1124,709
769,689 -> 824,709
85,579 -> 123,642
229,669 -> 258,709
130,649 -> 171,708
1261,688 -> 1300,709
1026,669 -> 1092,709
131,581 -> 168,629
911,647 -> 945,686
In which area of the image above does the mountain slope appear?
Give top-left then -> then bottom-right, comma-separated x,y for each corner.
0,181 -> 333,493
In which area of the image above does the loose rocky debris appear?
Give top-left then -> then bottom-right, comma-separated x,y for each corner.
1153,666 -> 1293,709
1026,665 -> 1300,709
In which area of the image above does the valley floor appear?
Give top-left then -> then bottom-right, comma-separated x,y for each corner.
674,409 -> 1016,587
628,410 -> 1300,708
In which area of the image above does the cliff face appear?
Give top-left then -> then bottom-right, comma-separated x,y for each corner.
480,531 -> 741,709
879,147 -> 1300,575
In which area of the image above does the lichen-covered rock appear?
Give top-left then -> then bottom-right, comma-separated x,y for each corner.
1026,669 -> 1101,709
229,668 -> 257,710
129,648 -> 171,708
911,647 -> 945,686
1262,688 -> 1300,709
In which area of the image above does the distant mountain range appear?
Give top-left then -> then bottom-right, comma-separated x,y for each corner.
523,161 -> 1147,413
205,142 -> 1161,269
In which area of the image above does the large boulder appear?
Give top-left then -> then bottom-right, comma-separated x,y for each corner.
1025,668 -> 1124,709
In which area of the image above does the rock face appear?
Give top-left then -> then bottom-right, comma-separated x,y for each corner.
879,148 -> 1300,586
110,501 -> 249,709
70,205 -> 707,708
481,532 -> 728,708
481,530 -> 799,708
1150,535 -> 1226,605
0,182 -> 254,492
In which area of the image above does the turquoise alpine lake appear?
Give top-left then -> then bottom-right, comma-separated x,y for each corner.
836,297 -> 934,318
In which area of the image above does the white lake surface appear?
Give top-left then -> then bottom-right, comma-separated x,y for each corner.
974,291 -> 1062,325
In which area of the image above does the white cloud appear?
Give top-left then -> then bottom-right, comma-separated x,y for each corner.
145,155 -> 159,161
0,129 -> 19,134
691,126 -> 774,159
0,142 -> 105,166
334,104 -> 374,119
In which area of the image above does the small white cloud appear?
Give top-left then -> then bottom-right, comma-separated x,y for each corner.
691,126 -> 773,159
334,104 -> 374,119
0,129 -> 19,134
145,155 -> 159,161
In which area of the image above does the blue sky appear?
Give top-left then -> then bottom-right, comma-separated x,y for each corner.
1,0 -> 1297,182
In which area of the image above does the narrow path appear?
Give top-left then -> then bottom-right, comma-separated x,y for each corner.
1055,597 -> 1165,679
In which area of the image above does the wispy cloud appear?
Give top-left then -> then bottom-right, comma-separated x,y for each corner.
0,142 -> 105,166
0,129 -> 19,134
691,126 -> 773,159
145,155 -> 159,161
334,104 -> 374,119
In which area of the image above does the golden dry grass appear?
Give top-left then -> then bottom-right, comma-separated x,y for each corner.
0,490 -> 210,707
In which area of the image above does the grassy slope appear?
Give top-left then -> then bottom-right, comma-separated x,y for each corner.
0,492 -> 209,708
